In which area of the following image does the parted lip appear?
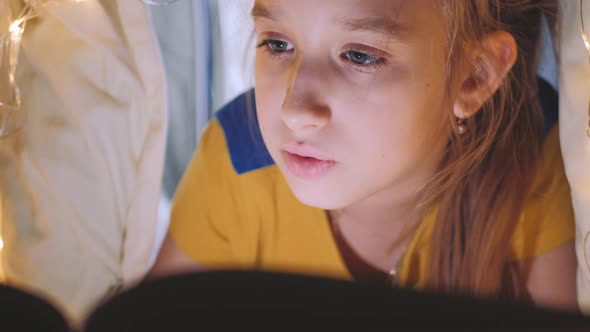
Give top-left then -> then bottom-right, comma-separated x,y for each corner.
281,143 -> 334,161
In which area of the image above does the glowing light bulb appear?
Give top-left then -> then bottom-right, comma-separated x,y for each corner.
8,19 -> 25,38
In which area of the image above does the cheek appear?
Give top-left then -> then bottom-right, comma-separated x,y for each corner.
255,55 -> 300,153
342,80 -> 448,173
254,88 -> 286,155
255,53 -> 288,92
255,92 -> 278,144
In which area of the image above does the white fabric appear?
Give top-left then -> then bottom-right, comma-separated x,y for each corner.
150,0 -> 201,201
212,0 -> 255,112
148,1 -> 206,266
0,0 -> 167,322
558,0 -> 590,314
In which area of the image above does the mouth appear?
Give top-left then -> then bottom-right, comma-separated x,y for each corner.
281,144 -> 336,180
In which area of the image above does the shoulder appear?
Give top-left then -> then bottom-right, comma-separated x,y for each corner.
214,89 -> 275,175
174,89 -> 280,222
509,126 -> 575,260
169,91 -> 281,267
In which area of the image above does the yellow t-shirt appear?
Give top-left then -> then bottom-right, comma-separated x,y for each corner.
169,94 -> 574,288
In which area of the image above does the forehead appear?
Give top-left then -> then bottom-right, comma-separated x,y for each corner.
252,0 -> 444,40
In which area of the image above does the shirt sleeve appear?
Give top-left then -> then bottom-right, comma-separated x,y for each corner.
168,119 -> 245,269
509,126 -> 575,261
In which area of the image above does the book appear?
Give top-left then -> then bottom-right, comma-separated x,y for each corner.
2,271 -> 590,332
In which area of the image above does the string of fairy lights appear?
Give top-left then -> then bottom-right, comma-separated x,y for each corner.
0,0 -> 179,258
0,0 -> 179,139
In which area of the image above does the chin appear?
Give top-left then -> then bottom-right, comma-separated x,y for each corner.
286,179 -> 353,210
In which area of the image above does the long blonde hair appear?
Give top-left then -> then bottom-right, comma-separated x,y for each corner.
417,0 -> 556,300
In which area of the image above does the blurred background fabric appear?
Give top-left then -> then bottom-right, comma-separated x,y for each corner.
149,0 -> 254,266
0,0 -> 167,323
558,0 -> 590,314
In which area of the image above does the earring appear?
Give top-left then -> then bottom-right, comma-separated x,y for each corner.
457,117 -> 466,135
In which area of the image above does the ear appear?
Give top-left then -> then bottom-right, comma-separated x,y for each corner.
453,31 -> 518,119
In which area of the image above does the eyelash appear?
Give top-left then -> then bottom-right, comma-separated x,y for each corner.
257,39 -> 293,61
257,39 -> 388,72
341,50 -> 388,72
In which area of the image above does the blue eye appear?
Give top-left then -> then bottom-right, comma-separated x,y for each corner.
345,50 -> 380,65
259,39 -> 294,53
341,49 -> 388,72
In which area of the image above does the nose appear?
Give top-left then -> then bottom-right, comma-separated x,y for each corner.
281,95 -> 331,133
280,58 -> 331,135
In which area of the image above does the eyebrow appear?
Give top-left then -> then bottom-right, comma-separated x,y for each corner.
251,3 -> 406,41
339,16 -> 407,41
251,3 -> 275,21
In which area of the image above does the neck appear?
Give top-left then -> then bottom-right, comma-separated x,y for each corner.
326,151 -> 443,272
332,175 -> 426,226
327,179 -> 426,273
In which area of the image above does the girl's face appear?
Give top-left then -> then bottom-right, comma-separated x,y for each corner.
254,0 -> 453,210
